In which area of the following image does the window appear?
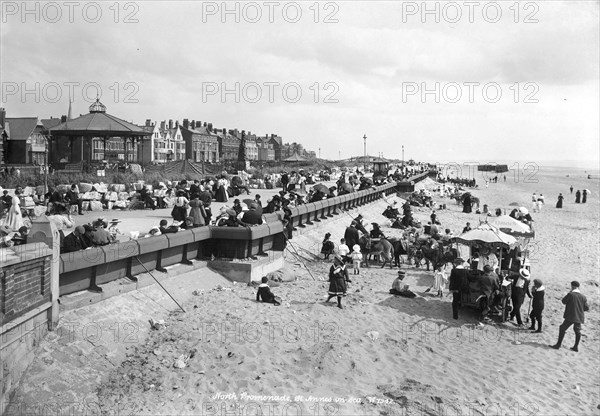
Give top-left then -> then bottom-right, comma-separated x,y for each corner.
118,154 -> 124,160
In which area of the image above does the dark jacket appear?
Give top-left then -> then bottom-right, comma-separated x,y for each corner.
344,226 -> 360,250
256,284 -> 276,303
62,233 -> 85,253
480,272 -> 500,297
449,267 -> 470,292
242,209 -> 263,225
66,190 -> 80,202
328,265 -> 349,295
562,291 -> 589,324
531,286 -> 545,311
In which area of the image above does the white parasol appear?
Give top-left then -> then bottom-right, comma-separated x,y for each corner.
452,223 -> 518,249
487,215 -> 534,238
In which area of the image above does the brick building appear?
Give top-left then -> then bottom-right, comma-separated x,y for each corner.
181,120 -> 219,163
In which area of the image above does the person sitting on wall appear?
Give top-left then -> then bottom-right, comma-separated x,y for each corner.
242,203 -> 263,226
159,219 -> 179,234
62,226 -> 88,253
91,219 -> 114,246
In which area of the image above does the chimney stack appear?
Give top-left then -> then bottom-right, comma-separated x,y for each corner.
169,119 -> 173,129
191,120 -> 195,129
145,119 -> 151,127
160,121 -> 166,130
0,108 -> 5,127
175,120 -> 179,128
207,123 -> 213,132
183,119 -> 189,129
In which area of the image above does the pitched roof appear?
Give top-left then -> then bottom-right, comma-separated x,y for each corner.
49,112 -> 147,136
5,117 -> 38,140
41,118 -> 62,131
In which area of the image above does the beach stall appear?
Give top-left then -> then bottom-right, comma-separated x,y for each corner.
451,223 -> 519,321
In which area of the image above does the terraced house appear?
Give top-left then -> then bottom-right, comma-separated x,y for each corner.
181,120 -> 219,163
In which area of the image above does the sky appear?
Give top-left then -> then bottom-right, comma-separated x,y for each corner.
1,1 -> 599,165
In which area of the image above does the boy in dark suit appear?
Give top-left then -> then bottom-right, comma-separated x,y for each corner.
528,279 -> 545,333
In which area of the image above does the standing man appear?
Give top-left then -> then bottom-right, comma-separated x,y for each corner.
551,281 -> 589,352
344,221 -> 360,252
281,171 -> 289,191
448,258 -> 469,319
569,185 -> 573,194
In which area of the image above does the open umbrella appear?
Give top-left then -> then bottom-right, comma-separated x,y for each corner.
487,215 -> 534,238
231,176 -> 243,186
340,183 -> 354,194
518,207 -> 529,215
242,198 -> 255,208
453,223 -> 518,249
313,183 -> 329,193
583,189 -> 591,194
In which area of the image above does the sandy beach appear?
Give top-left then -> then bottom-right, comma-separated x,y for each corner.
9,165 -> 600,416
92,165 -> 599,415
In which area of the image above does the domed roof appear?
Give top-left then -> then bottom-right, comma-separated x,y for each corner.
89,98 -> 106,113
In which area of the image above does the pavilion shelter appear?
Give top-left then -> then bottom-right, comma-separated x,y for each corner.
48,99 -> 149,169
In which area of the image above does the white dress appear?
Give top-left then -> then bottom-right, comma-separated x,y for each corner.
2,195 -> 24,231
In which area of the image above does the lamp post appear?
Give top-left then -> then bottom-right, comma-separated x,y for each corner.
363,134 -> 367,172
402,145 -> 404,167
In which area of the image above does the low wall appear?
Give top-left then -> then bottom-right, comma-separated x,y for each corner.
56,178 -> 432,296
1,240 -> 58,412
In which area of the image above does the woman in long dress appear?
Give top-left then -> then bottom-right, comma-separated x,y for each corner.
171,191 -> 189,222
575,190 -> 581,203
215,176 -> 228,203
188,197 -> 206,226
2,190 -> 24,231
556,193 -> 564,208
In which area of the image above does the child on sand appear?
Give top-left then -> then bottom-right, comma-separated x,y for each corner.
425,265 -> 447,297
256,277 -> 281,306
338,238 -> 350,263
321,232 -> 335,259
528,279 -> 545,333
350,244 -> 363,275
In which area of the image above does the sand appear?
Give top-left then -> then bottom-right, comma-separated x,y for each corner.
90,166 -> 599,415
9,166 -> 599,415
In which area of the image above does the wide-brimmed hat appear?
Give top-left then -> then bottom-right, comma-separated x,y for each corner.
333,255 -> 344,263
519,269 -> 530,278
226,209 -> 237,216
454,258 -> 465,264
483,265 -> 493,272
109,219 -> 121,224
